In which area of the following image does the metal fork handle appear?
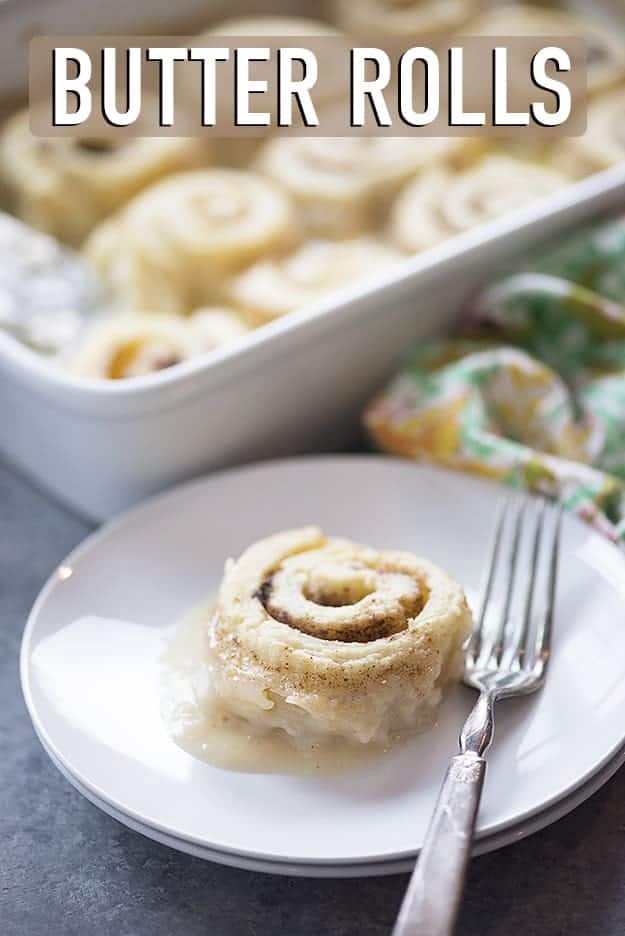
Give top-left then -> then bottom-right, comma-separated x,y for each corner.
393,691 -> 496,936
392,752 -> 486,936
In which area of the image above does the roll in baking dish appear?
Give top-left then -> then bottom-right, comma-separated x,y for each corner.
85,169 -> 297,315
0,111 -> 209,245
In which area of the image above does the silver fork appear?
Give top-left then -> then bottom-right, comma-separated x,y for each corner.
393,496 -> 562,936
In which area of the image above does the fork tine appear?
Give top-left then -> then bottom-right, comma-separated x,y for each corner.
464,495 -> 561,706
477,499 -> 524,666
503,500 -> 546,668
468,498 -> 508,662
527,503 -> 562,675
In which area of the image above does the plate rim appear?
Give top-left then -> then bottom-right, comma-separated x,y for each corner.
33,701 -> 625,878
20,454 -> 625,866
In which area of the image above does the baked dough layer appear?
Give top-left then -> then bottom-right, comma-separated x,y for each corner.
86,169 -> 297,315
208,527 -> 471,745
227,238 -> 404,323
0,111 -> 209,245
391,155 -> 568,253
67,308 -> 248,379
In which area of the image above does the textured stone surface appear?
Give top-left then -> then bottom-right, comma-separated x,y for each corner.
3,457 -> 625,936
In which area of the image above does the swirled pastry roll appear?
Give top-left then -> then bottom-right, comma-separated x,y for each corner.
390,155 -> 568,252
256,137 -> 475,238
208,528 -> 471,746
0,111 -> 209,246
464,4 -> 625,96
550,89 -> 625,177
334,0 -> 484,37
227,238 -> 404,322
67,306 -> 249,380
66,315 -> 197,380
85,169 -> 297,316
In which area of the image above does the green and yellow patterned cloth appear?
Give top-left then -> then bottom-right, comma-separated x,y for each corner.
365,217 -> 625,543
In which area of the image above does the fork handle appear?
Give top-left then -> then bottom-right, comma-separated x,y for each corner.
392,752 -> 486,936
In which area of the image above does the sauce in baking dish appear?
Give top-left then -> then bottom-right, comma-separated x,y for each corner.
159,604 -> 399,775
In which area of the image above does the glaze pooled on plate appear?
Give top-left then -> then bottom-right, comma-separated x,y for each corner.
160,527 -> 471,773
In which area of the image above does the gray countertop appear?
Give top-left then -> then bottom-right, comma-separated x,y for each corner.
3,457 -> 625,936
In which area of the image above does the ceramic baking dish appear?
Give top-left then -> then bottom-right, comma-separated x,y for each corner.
2,0 -> 625,520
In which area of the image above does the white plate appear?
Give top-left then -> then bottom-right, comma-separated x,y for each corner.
20,455 -> 625,869
34,724 -> 625,877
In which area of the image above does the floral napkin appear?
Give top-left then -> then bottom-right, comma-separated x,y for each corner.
365,216 -> 625,543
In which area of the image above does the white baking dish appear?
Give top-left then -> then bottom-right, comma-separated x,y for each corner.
3,1 -> 625,520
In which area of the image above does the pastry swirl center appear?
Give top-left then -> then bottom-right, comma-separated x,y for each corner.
302,562 -> 377,607
256,560 -> 425,643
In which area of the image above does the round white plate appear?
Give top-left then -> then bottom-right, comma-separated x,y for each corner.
36,724 -> 625,878
21,456 -> 625,870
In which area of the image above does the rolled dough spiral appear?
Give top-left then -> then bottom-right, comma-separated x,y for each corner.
85,169 -> 297,315
228,238 -> 404,322
256,137 -> 476,238
207,527 -> 471,746
390,155 -> 569,252
0,110 -> 209,245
